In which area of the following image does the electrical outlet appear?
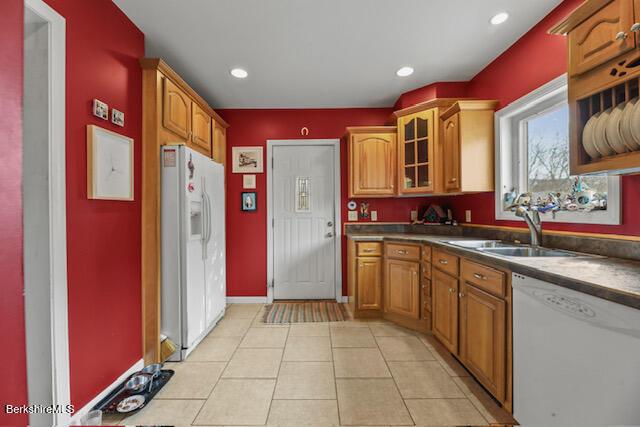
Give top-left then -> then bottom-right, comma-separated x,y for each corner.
465,210 -> 472,223
348,211 -> 358,221
371,211 -> 378,221
410,210 -> 418,221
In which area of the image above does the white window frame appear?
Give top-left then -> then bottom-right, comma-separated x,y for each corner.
495,74 -> 621,225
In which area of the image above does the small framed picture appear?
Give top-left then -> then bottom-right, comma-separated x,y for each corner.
93,99 -> 108,120
111,108 -> 125,127
87,124 -> 134,201
243,174 -> 256,189
241,192 -> 257,212
232,146 -> 263,173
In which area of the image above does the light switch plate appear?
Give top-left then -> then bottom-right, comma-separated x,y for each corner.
465,210 -> 472,222
371,211 -> 378,221
348,211 -> 358,221
410,210 -> 418,221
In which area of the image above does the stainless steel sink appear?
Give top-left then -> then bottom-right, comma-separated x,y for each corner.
447,240 -> 509,249
478,247 -> 577,258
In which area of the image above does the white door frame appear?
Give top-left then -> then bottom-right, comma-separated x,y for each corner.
266,139 -> 342,303
23,0 -> 71,425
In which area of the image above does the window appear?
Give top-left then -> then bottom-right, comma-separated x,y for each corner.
496,75 -> 620,225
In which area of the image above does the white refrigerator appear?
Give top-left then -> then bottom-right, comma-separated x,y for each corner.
161,145 -> 226,361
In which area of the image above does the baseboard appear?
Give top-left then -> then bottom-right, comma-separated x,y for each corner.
69,359 -> 143,425
227,296 -> 268,304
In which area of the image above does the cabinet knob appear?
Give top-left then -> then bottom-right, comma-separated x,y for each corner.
438,259 -> 448,265
473,273 -> 487,281
396,250 -> 408,255
448,288 -> 455,293
616,31 -> 628,41
459,292 -> 465,298
631,23 -> 640,33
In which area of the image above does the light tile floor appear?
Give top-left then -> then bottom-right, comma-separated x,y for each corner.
103,304 -> 516,426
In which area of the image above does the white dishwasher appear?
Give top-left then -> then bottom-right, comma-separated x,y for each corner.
512,273 -> 640,427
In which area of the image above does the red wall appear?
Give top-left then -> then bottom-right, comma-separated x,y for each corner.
219,108 -> 430,297
394,82 -> 470,110
43,0 -> 144,411
0,1 -> 28,425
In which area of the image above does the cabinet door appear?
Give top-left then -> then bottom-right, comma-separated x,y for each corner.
398,110 -> 434,193
163,78 -> 191,140
384,259 -> 420,319
191,102 -> 212,155
443,113 -> 460,192
569,0 -> 635,76
459,282 -> 506,401
212,121 -> 227,164
350,133 -> 396,196
356,257 -> 382,310
432,269 -> 458,353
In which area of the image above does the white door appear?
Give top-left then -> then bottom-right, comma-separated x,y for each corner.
272,144 -> 336,299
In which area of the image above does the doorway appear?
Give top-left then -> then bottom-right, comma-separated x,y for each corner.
266,140 -> 342,302
23,0 -> 70,425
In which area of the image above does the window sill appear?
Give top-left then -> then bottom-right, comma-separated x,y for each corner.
496,208 -> 620,225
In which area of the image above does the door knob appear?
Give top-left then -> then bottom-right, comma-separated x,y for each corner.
327,221 -> 333,227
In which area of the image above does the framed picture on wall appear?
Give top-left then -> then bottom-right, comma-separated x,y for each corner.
87,124 -> 134,201
241,192 -> 257,211
232,146 -> 263,173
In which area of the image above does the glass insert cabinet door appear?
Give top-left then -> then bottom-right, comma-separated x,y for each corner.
398,109 -> 435,193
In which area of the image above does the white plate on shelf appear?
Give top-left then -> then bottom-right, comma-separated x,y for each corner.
629,98 -> 640,151
620,98 -> 639,150
593,108 -> 615,156
582,112 -> 601,159
605,103 -> 628,154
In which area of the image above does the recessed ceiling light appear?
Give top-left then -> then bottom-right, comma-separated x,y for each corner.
396,66 -> 414,77
490,12 -> 509,25
230,68 -> 248,79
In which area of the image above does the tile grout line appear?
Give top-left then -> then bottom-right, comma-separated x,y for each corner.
328,321 -> 342,426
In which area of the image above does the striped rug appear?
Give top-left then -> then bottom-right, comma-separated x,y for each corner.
263,301 -> 348,323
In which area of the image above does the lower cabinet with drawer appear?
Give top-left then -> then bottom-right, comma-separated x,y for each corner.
347,240 -> 384,318
432,253 -> 512,412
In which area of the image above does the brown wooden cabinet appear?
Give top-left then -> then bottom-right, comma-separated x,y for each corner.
163,78 -> 191,140
440,100 -> 498,193
384,258 -> 420,319
357,257 -> 383,311
432,268 -> 459,353
459,281 -> 506,402
397,110 -> 436,193
212,120 -> 227,165
551,0 -> 640,175
568,0 -> 635,76
347,127 -> 397,197
191,102 -> 212,156
347,240 -> 383,317
140,58 -> 228,364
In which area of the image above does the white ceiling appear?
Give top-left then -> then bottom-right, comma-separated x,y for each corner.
114,0 -> 562,109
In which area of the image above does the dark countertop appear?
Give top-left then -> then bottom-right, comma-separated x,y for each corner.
347,232 -> 640,310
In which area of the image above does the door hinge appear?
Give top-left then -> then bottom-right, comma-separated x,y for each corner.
272,218 -> 275,227
271,157 -> 274,169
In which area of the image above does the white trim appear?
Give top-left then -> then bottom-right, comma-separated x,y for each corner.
69,359 -> 144,425
227,296 -> 269,304
23,1 -> 70,426
340,296 -> 349,304
266,139 -> 343,303
495,74 -> 621,225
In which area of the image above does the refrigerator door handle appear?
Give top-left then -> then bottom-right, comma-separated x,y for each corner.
205,190 -> 213,245
201,179 -> 209,260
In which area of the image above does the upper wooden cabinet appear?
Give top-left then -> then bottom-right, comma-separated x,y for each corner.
551,0 -> 640,175
440,100 -> 498,193
346,127 -> 397,197
191,102 -> 212,155
397,110 -> 436,193
212,120 -> 227,165
568,0 -> 635,76
163,79 -> 191,140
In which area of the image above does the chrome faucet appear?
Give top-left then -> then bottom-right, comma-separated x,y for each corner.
515,206 -> 542,246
